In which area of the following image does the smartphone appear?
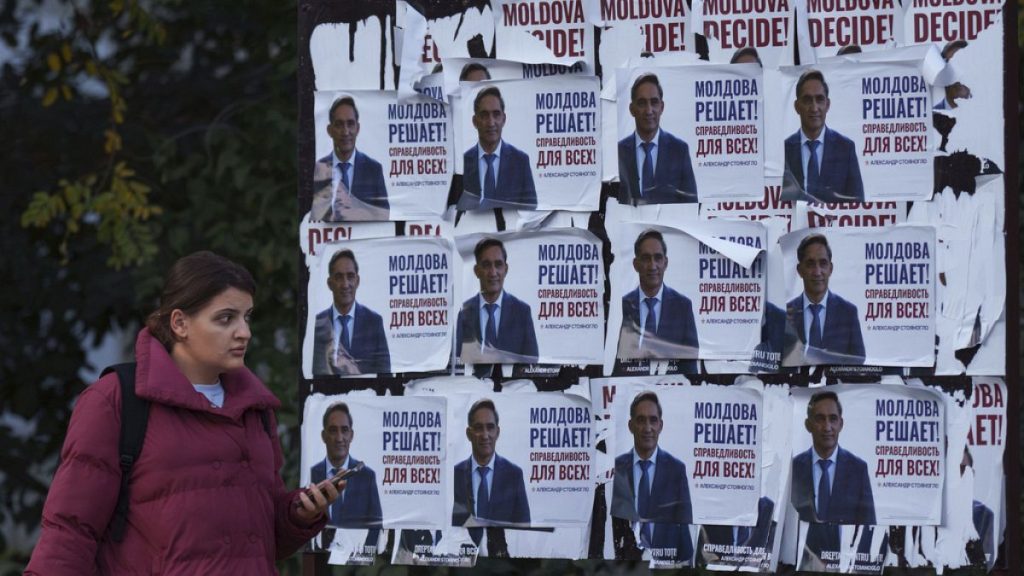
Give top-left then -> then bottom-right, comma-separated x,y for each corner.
296,461 -> 364,507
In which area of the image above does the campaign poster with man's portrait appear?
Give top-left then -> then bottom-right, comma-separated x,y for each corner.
312,90 -> 453,221
615,65 -> 764,204
303,236 -> 454,378
446,388 -> 595,530
772,61 -> 932,203
610,381 -> 762,567
455,229 -> 605,368
444,56 -> 589,178
300,392 -> 447,562
605,219 -> 766,374
789,383 -> 943,573
456,76 -> 602,211
779,225 -> 936,367
789,385 -> 944,529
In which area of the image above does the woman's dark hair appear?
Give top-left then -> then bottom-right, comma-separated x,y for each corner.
146,251 -> 256,351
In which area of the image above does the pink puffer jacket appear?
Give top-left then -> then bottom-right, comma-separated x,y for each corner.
25,329 -> 325,575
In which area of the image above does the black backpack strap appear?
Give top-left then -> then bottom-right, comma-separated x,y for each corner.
100,362 -> 149,543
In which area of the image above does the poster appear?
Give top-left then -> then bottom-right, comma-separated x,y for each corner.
615,64 -> 765,204
789,385 -> 945,527
610,380 -> 763,567
773,61 -> 932,202
605,219 -> 766,373
455,229 -> 605,367
312,90 -> 453,220
779,225 -> 936,367
304,236 -> 455,377
456,76 -> 602,211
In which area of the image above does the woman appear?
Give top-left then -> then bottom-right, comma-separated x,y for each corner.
26,251 -> 338,574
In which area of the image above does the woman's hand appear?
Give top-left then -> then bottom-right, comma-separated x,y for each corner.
294,477 -> 343,524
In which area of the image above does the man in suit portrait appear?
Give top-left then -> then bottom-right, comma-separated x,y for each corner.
611,392 -> 694,564
312,249 -> 391,375
618,229 -> 699,371
458,86 -> 537,210
792,391 -> 875,566
783,234 -> 865,366
791,391 -> 875,526
456,238 -> 539,364
311,96 -> 390,221
783,69 -> 864,203
452,399 -> 531,554
310,402 -> 382,547
618,73 -> 698,205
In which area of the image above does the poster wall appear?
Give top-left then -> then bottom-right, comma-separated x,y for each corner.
298,0 -> 1014,571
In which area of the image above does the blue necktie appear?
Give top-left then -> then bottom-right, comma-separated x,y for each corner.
817,459 -> 832,521
328,467 -> 344,523
484,302 -> 497,348
641,141 -> 655,197
469,467 -> 491,545
809,303 -> 823,348
340,162 -> 351,192
806,140 -> 820,196
339,314 -> 351,353
476,466 -> 491,519
638,459 -> 652,547
483,153 -> 496,201
643,297 -> 657,348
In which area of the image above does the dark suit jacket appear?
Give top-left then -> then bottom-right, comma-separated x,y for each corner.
791,447 -> 876,525
611,449 -> 694,562
314,151 -> 390,217
459,141 -> 537,209
456,292 -> 539,364
783,127 -> 864,203
312,304 -> 391,375
699,496 -> 775,551
617,130 -> 698,204
311,457 -> 382,546
618,286 -> 699,372
452,454 -> 531,527
783,292 -> 866,365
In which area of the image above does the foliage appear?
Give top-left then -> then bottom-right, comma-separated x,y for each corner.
0,0 -> 302,571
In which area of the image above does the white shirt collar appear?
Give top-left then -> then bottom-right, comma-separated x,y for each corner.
635,129 -> 662,148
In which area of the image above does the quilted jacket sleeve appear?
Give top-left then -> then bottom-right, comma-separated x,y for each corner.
25,376 -> 122,576
268,410 -> 328,560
